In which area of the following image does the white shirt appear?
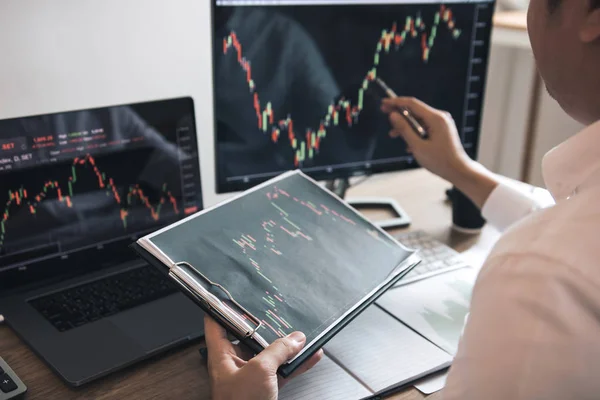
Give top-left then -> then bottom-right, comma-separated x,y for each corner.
444,120 -> 600,400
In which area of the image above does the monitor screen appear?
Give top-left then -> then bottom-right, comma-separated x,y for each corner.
212,0 -> 495,193
0,97 -> 203,289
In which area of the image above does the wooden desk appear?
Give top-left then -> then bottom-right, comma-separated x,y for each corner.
0,170 -> 493,400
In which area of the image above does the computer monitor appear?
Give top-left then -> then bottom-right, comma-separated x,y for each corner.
211,0 -> 495,197
0,97 -> 203,289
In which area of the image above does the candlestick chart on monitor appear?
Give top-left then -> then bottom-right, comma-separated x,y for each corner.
213,1 -> 493,192
0,99 -> 203,270
223,5 -> 460,167
0,149 -> 184,262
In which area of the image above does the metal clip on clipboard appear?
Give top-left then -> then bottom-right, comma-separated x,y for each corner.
168,262 -> 268,348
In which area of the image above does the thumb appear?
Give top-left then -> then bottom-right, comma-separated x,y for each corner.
389,111 -> 424,151
253,331 -> 306,371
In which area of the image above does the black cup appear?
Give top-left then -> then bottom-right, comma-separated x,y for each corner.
448,187 -> 486,233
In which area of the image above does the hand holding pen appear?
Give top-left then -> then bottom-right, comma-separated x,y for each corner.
374,78 -> 429,139
378,80 -> 473,184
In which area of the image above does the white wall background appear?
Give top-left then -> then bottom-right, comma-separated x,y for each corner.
0,0 -> 223,206
527,89 -> 583,186
478,45 -> 536,179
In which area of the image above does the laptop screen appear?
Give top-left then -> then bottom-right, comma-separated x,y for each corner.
0,97 -> 203,291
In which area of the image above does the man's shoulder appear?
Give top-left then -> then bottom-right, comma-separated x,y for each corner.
486,190 -> 600,275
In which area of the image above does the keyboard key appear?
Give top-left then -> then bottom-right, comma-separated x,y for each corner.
420,249 -> 434,257
0,373 -> 17,393
395,230 -> 470,282
29,266 -> 177,332
444,257 -> 465,266
426,260 -> 446,272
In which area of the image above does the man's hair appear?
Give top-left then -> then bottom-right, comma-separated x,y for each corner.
549,0 -> 600,12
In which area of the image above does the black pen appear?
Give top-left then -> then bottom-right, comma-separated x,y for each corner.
375,77 -> 428,139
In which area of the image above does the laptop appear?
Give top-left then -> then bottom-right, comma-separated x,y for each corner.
0,97 -> 205,387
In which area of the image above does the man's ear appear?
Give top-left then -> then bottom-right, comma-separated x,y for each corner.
580,5 -> 600,43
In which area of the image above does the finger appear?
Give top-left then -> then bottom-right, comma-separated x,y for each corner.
389,129 -> 402,138
204,315 -> 240,367
389,130 -> 416,151
278,349 -> 324,388
388,112 -> 424,151
287,350 -> 324,379
380,101 -> 395,113
252,331 -> 306,372
381,96 -> 438,116
233,340 -> 256,360
387,110 -> 411,134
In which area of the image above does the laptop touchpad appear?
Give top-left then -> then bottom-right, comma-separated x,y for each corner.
110,293 -> 204,353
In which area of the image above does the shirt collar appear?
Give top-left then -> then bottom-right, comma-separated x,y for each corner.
542,120 -> 600,200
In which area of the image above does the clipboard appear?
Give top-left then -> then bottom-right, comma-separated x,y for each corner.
132,241 -> 419,376
130,170 -> 421,377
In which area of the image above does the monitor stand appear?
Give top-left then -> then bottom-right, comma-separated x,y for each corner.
325,178 -> 411,229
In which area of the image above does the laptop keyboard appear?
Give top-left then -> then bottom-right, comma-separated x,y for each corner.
395,230 -> 469,285
28,231 -> 466,331
29,266 -> 177,332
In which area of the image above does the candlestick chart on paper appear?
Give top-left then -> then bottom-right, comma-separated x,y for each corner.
232,184 -> 376,339
148,172 -> 414,345
222,4 -> 462,169
0,149 -> 188,260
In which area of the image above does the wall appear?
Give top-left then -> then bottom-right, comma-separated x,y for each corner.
0,0 -> 222,205
526,89 -> 583,186
477,44 -> 536,179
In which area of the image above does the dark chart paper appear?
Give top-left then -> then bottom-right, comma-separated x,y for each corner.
148,172 -> 412,345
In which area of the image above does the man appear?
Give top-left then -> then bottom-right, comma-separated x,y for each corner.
204,1 -> 600,398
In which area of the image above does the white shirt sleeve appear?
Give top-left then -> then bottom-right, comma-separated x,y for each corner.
481,182 -> 546,232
